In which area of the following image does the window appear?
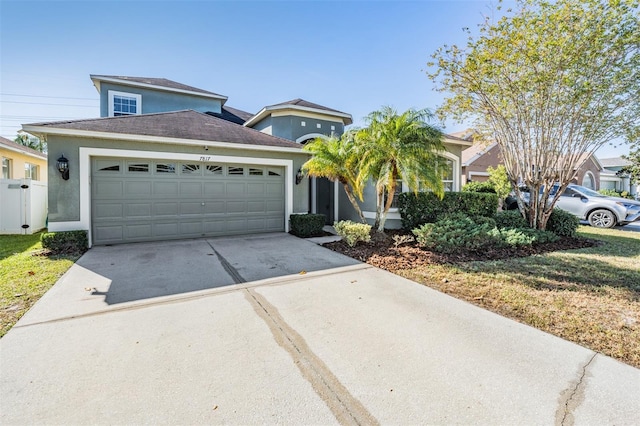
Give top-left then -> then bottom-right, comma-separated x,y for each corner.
228,167 -> 244,176
128,163 -> 149,172
249,168 -> 263,176
2,158 -> 10,179
24,163 -> 38,180
182,164 -> 200,174
108,90 -> 141,117
441,159 -> 454,192
382,180 -> 403,209
205,165 -> 223,175
156,163 -> 176,174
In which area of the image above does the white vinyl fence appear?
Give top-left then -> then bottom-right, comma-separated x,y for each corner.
0,179 -> 48,234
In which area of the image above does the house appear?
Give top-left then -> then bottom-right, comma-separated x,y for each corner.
460,134 -> 603,190
22,74 -> 470,245
0,136 -> 47,182
0,136 -> 48,234
599,157 -> 638,197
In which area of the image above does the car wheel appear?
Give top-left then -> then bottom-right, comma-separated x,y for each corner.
587,209 -> 617,228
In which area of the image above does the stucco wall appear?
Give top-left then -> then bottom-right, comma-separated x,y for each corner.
0,147 -> 47,182
46,135 -> 309,223
99,82 -> 222,117
271,116 -> 344,142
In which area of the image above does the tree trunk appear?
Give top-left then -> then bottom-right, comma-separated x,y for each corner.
377,179 -> 396,233
342,183 -> 368,224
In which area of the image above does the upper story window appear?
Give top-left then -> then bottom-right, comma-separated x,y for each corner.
108,90 -> 142,117
24,163 -> 38,180
2,158 -> 10,179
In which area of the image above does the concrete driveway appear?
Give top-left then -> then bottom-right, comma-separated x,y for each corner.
1,233 -> 639,424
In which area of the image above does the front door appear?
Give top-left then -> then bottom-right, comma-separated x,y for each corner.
314,177 -> 334,225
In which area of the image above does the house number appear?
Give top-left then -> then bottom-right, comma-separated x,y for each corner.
199,156 -> 211,162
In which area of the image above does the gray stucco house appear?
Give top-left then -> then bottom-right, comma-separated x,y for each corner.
23,75 -> 470,246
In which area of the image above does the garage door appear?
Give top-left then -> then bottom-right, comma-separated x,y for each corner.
91,158 -> 285,245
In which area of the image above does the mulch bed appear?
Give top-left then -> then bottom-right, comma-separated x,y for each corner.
323,230 -> 600,272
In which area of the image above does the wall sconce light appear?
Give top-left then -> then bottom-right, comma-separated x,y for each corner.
295,168 -> 303,185
57,155 -> 69,180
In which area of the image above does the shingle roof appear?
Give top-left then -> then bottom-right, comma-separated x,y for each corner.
90,75 -> 227,99
0,136 -> 47,159
599,157 -> 632,167
24,110 -> 302,149
205,106 -> 254,125
461,142 -> 498,165
270,98 -> 350,116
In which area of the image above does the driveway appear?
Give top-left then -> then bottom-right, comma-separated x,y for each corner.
1,233 -> 639,424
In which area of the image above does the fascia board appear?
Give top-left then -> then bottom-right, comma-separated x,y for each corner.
244,104 -> 353,127
21,125 -> 306,155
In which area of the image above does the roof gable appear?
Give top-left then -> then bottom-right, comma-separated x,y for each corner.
23,110 -> 302,150
244,98 -> 353,128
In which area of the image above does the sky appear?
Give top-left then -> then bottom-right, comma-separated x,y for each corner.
0,0 -> 629,159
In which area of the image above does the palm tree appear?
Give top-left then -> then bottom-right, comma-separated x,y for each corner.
358,106 -> 446,232
302,131 -> 368,223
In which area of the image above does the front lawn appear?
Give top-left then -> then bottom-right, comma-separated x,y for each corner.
326,226 -> 640,368
0,233 -> 82,337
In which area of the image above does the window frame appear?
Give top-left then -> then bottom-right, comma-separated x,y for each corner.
24,162 -> 38,180
2,157 -> 11,179
108,90 -> 142,117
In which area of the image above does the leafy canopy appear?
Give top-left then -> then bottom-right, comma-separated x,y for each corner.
428,0 -> 640,229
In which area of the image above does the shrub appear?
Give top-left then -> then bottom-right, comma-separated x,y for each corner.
494,210 -> 529,229
289,214 -> 326,237
546,208 -> 580,237
462,181 -> 497,193
412,214 -> 500,254
599,189 -> 633,199
334,220 -> 371,247
41,230 -> 88,254
489,227 -> 559,246
398,191 -> 499,230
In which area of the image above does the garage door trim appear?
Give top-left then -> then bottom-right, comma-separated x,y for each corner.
68,147 -> 294,247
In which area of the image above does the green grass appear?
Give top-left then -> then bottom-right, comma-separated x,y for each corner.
399,226 -> 640,368
0,233 -> 82,337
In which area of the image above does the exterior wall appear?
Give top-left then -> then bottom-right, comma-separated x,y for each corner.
462,144 -> 502,184
0,147 -> 47,182
271,115 -> 344,141
46,135 -> 309,227
251,117 -> 273,135
572,157 -> 601,190
99,82 -> 222,117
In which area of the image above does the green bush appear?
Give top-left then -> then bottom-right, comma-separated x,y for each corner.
462,181 -> 497,193
546,208 -> 580,237
412,214 -> 500,254
334,220 -> 371,247
289,214 -> 326,237
489,227 -> 559,246
41,230 -> 88,254
599,189 -> 633,199
494,210 -> 529,229
398,191 -> 499,230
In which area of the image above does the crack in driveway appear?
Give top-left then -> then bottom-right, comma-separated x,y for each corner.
245,288 -> 379,426
555,353 -> 598,426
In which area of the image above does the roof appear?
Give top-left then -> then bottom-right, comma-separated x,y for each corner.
461,141 -> 499,166
599,156 -> 632,167
0,136 -> 47,160
244,98 -> 353,128
90,75 -> 228,103
205,106 -> 254,125
22,110 -> 303,151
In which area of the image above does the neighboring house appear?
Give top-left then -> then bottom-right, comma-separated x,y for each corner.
22,74 -> 469,245
0,136 -> 47,182
0,136 -> 48,234
460,134 -> 603,190
599,157 -> 638,197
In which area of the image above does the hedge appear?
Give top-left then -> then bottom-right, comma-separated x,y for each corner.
289,213 -> 326,237
397,191 -> 499,230
41,230 -> 88,254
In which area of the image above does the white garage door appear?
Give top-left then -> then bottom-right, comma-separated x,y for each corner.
91,158 -> 285,245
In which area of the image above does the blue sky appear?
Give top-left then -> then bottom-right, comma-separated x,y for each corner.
0,0 -> 628,158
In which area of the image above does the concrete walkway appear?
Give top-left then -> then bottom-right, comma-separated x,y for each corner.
1,233 -> 639,424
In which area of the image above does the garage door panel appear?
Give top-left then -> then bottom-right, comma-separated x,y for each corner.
125,181 -> 152,197
154,181 -> 179,196
93,158 -> 285,244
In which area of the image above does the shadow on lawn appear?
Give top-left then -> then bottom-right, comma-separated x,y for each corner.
459,253 -> 640,298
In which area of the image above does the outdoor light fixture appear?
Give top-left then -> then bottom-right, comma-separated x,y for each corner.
295,168 -> 304,185
57,155 -> 69,180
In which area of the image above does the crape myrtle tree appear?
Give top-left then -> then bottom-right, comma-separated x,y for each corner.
428,0 -> 640,229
